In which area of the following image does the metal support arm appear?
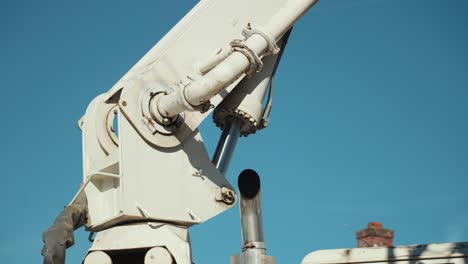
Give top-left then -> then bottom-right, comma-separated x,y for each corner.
154,0 -> 318,120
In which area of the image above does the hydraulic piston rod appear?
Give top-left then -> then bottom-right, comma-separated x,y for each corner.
212,116 -> 243,174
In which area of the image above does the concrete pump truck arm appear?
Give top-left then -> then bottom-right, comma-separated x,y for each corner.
42,0 -> 319,263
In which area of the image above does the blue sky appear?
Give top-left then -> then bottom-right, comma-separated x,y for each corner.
2,0 -> 467,263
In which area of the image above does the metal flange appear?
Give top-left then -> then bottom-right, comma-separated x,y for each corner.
119,80 -> 189,148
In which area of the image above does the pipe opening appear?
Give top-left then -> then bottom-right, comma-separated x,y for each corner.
238,169 -> 261,199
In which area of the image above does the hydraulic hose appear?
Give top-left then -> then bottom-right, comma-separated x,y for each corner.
42,194 -> 88,264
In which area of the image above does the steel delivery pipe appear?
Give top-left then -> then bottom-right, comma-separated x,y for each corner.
155,0 -> 318,119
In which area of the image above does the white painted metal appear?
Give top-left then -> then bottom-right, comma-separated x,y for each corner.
156,0 -> 319,123
71,102 -> 235,230
197,47 -> 232,75
66,0 -> 320,262
302,242 -> 468,264
69,94 -> 121,227
145,247 -> 174,264
79,94 -> 119,182
71,0 -> 319,230
213,47 -> 285,136
156,36 -> 264,117
88,223 -> 191,264
84,251 -> 112,264
115,0 -> 318,148
116,112 -> 234,227
51,2 -> 468,264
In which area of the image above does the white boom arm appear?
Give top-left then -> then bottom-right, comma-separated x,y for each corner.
43,1 -> 319,264
156,0 -> 317,119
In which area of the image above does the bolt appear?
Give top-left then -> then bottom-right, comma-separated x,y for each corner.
192,168 -> 203,177
221,187 -> 235,205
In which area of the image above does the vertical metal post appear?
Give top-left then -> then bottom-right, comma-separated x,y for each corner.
238,169 -> 264,247
212,116 -> 243,174
232,169 -> 275,264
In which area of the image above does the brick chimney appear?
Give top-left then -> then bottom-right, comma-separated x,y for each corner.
356,222 -> 394,248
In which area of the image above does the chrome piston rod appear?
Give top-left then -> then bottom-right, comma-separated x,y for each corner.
212,116 -> 243,174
